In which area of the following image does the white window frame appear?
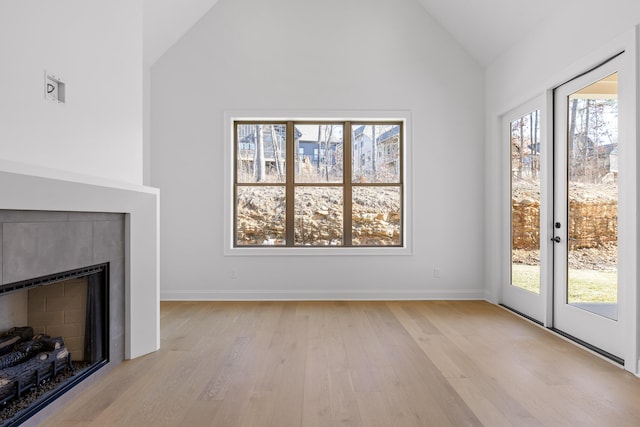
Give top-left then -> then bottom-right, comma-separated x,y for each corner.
223,110 -> 413,256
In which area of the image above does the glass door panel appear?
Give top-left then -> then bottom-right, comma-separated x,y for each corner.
511,110 -> 541,294
553,56 -> 623,359
501,95 -> 548,324
566,73 -> 618,320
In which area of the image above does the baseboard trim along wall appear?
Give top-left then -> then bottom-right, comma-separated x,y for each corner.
160,289 -> 485,301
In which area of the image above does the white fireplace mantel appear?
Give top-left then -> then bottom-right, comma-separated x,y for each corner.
0,159 -> 160,359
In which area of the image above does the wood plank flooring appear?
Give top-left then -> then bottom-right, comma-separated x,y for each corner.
42,301 -> 640,426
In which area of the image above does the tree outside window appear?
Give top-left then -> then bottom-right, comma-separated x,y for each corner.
234,121 -> 403,247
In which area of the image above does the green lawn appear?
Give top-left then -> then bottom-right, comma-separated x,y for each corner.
512,264 -> 617,303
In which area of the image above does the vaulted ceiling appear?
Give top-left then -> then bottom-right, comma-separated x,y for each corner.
143,0 -> 562,67
414,0 -> 561,66
143,0 -> 222,66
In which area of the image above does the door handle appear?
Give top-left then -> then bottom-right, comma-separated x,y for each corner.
551,236 -> 561,243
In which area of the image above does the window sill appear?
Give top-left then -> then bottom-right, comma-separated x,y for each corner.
224,245 -> 412,257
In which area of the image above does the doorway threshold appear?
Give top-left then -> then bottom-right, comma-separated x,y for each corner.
499,303 -> 624,366
549,328 -> 624,366
499,303 -> 543,326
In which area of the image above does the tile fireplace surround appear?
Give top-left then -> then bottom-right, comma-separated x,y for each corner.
0,162 -> 159,425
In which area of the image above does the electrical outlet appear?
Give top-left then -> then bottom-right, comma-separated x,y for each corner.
433,268 -> 441,278
231,269 -> 238,279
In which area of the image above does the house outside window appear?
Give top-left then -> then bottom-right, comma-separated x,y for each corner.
233,120 -> 404,248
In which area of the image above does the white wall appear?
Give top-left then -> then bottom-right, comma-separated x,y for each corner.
152,0 -> 485,300
0,0 -> 144,185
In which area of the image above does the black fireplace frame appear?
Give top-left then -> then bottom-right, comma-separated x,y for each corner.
0,263 -> 110,427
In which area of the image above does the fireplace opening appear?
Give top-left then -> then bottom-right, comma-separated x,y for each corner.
0,264 -> 109,427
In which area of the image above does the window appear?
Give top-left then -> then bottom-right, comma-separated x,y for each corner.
233,121 -> 403,247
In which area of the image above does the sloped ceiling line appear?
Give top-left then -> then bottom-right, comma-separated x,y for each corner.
144,0 -> 560,68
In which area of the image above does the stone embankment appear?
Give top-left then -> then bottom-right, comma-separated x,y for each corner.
237,186 -> 401,245
512,181 -> 617,250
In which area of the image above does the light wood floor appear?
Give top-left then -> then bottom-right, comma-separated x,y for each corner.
42,301 -> 640,426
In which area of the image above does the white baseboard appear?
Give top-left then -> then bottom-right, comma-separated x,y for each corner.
160,288 -> 486,301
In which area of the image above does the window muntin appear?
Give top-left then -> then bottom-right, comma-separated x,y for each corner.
236,186 -> 286,246
352,186 -> 401,246
352,124 -> 400,183
295,124 -> 343,184
236,123 -> 286,184
233,121 -> 403,247
294,186 -> 344,246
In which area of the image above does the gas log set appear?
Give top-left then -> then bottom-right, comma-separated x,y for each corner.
0,327 -> 72,406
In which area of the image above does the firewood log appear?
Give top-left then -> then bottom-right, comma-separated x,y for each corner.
0,327 -> 34,355
0,336 -> 63,369
0,339 -> 70,403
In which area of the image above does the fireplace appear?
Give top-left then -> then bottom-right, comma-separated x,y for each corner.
0,211 -> 125,426
0,264 -> 109,426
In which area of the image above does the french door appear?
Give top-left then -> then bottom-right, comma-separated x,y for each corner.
552,56 -> 623,360
502,95 -> 550,324
503,55 -> 625,361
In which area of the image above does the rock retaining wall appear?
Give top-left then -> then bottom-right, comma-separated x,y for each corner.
512,199 -> 617,249
236,187 -> 401,246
